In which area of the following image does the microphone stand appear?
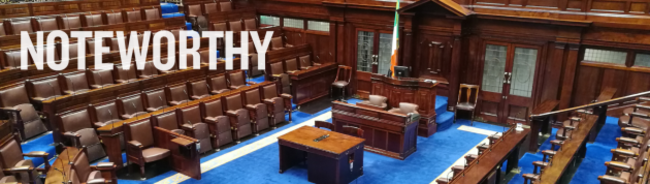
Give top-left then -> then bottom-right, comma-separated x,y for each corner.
48,82 -> 57,101
183,90 -> 189,105
159,96 -> 165,111
67,77 -> 76,96
97,70 -> 104,89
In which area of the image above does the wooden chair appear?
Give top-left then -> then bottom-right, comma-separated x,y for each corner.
314,121 -> 334,131
340,125 -> 363,137
331,65 -> 352,101
454,84 -> 479,125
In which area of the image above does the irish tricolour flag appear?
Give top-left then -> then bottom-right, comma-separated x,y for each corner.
389,0 -> 400,77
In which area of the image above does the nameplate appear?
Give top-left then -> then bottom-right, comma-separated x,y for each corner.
313,134 -> 329,142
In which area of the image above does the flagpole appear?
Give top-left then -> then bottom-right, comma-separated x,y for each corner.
390,0 -> 400,77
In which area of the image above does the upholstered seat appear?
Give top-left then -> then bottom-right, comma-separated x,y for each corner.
220,1 -> 233,11
228,71 -> 248,89
145,8 -> 161,20
201,98 -> 233,148
59,109 -> 106,162
11,20 -> 33,35
245,89 -> 270,134
61,71 -> 91,94
205,3 -> 218,14
37,18 -> 59,31
224,94 -> 252,142
357,95 -> 388,110
0,85 -> 48,140
167,84 -> 191,106
90,100 -> 122,128
114,63 -> 139,83
28,76 -> 63,102
271,37 -> 293,50
143,89 -> 168,112
315,121 -> 334,130
388,103 -> 419,115
299,55 -> 320,70
285,59 -> 299,74
456,102 -> 475,111
138,61 -> 160,79
69,149 -> 114,184
3,50 -> 22,68
244,19 -> 257,31
208,75 -> 231,94
84,14 -> 103,27
118,94 -> 147,119
178,106 -> 214,153
61,16 -> 82,29
127,11 -> 142,22
0,136 -> 48,184
331,65 -> 352,101
152,111 -> 185,135
89,69 -> 115,89
158,58 -> 178,74
190,80 -> 211,100
263,84 -> 292,126
106,12 -> 123,25
125,119 -> 171,177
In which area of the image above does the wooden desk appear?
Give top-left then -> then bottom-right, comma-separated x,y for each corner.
538,114 -> 597,183
370,74 -> 438,137
332,101 -> 419,159
278,126 -> 364,184
97,81 -> 274,168
450,128 -> 530,184
45,147 -> 80,184
290,63 -> 338,106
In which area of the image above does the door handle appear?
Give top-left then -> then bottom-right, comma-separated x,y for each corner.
371,55 -> 379,65
503,72 -> 511,84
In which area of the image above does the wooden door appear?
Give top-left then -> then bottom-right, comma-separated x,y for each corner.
354,28 -> 393,98
479,43 -> 541,124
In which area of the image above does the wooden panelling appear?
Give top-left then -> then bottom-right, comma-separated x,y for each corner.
572,65 -> 600,106
0,0 -> 157,19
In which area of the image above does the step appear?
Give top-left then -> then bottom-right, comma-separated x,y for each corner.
160,3 -> 179,14
435,96 -> 449,116
436,111 -> 455,132
162,12 -> 185,19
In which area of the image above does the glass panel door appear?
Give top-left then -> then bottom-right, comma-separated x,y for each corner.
481,44 -> 508,93
509,48 -> 538,97
377,33 -> 393,75
356,31 -> 374,72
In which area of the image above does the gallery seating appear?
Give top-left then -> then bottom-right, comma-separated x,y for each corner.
357,95 -> 388,110
0,85 -> 49,141
89,99 -> 122,128
60,71 -> 91,95
178,105 -> 214,153
271,37 -> 292,50
298,55 -> 320,70
247,42 -> 264,78
124,119 -> 171,178
223,92 -> 252,143
284,58 -> 299,74
0,135 -> 48,183
26,75 -> 63,103
57,108 -> 107,162
201,97 -> 233,148
151,111 -> 185,135
88,69 -> 116,89
166,83 -> 191,106
244,88 -> 270,134
207,74 -> 231,94
269,61 -> 292,94
69,148 -> 116,184
142,88 -> 169,112
189,79 -> 211,100
114,63 -> 139,84
117,93 -> 148,119
262,84 -> 292,125
227,70 -> 251,89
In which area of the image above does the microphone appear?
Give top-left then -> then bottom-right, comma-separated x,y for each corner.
158,95 -> 165,112
183,90 -> 189,105
64,14 -> 70,30
67,77 -> 76,95
47,82 -> 57,101
131,102 -> 137,112
187,120 -> 194,128
53,167 -> 69,184
89,12 -> 96,27
206,83 -> 212,92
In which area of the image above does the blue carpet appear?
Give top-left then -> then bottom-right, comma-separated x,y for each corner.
162,13 -> 185,19
21,132 -> 56,168
160,3 -> 179,14
178,122 -> 494,184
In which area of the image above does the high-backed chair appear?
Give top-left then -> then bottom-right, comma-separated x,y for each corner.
331,65 -> 352,101
84,14 -> 103,27
69,148 -> 116,184
142,88 -> 168,112
151,111 -> 184,135
357,95 -> 388,110
220,1 -> 233,11
455,84 -> 479,125
36,18 -> 59,31
244,89 -> 270,134
200,98 -> 232,148
299,55 -> 320,70
158,58 -> 178,74
189,79 -> 211,100
202,3 -> 217,14
207,74 -> 231,94
315,121 -> 334,130
271,37 -> 292,50
0,135 -> 49,183
88,69 -> 115,89
126,10 -> 142,22
269,62 -> 291,94
248,42 -> 264,78
87,38 -> 108,55
177,105 -> 213,153
2,50 -> 23,69
223,93 -> 252,143
114,63 -> 138,83
166,83 -> 191,106
262,84 -> 292,126
10,20 -> 33,35
105,12 -> 123,25
0,85 -> 49,140
67,42 -> 81,59
199,50 -> 211,64
117,93 -> 147,119
144,8 -> 161,20
229,20 -> 243,43
244,19 -> 257,31
340,125 -> 364,137
285,59 -> 299,74
212,22 -> 227,48
186,4 -> 203,26
58,108 -> 107,162
124,119 -> 171,178
109,37 -> 122,52
227,70 -> 250,89
61,15 -> 82,29
60,71 -> 91,95
138,61 -> 160,79
388,102 -> 420,115
90,100 -> 121,128
27,75 -> 63,103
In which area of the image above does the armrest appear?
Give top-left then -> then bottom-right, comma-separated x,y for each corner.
91,84 -> 102,89
635,104 -> 650,111
115,79 -> 126,84
605,161 -> 634,172
147,107 -> 160,112
181,124 -> 194,131
281,94 -> 292,99
4,166 -> 33,172
226,111 -> 239,118
598,175 -> 628,184
245,104 -> 259,119
622,127 -> 645,135
617,137 -> 640,146
630,112 -> 650,119
246,81 -> 256,85
313,62 -> 322,66
93,162 -> 115,170
120,114 -> 132,120
64,131 -> 81,147
87,179 -> 109,184
611,149 -> 638,158
23,151 -> 49,158
0,107 -> 20,112
128,140 -> 143,148
640,97 -> 650,102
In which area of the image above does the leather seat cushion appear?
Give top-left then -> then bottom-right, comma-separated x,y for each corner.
211,89 -> 230,94
624,107 -> 650,115
619,116 -> 650,128
206,116 -> 230,133
77,128 -> 106,162
228,109 -> 250,126
142,147 -> 171,163
456,102 -> 475,111
267,97 -> 285,113
237,123 -> 252,139
256,117 -> 269,131
16,104 -> 47,139
231,85 -> 246,89
191,123 -> 213,153
246,103 -> 268,118
0,176 -> 17,183
88,170 -> 103,181
332,81 -> 349,88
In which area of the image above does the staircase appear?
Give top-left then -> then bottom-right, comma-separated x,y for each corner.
160,3 -> 192,30
435,96 -> 455,132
